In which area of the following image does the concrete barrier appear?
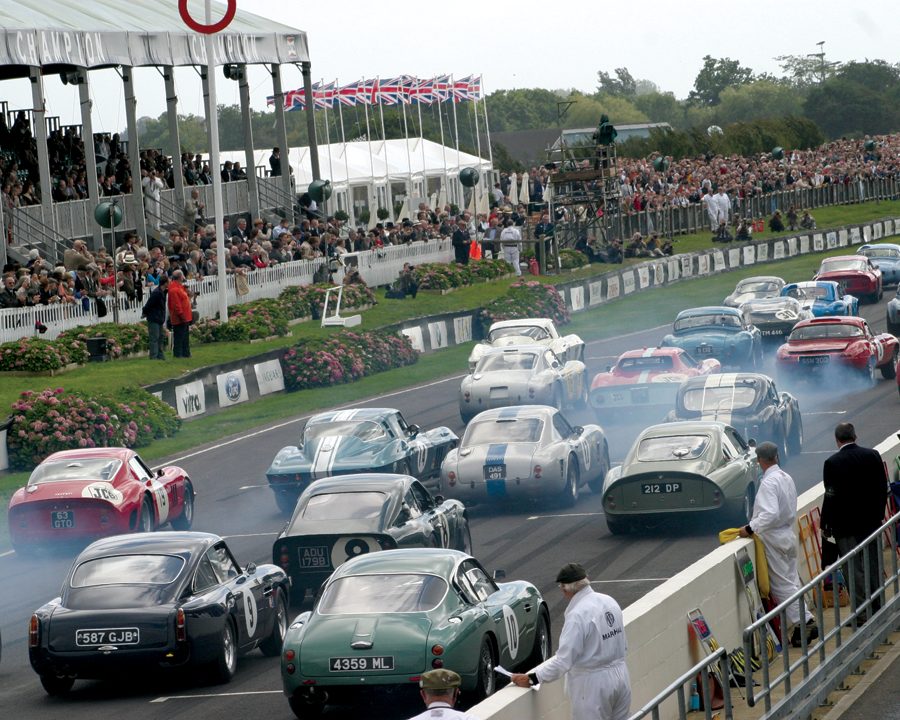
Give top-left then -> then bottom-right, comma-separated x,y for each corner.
466,430 -> 900,720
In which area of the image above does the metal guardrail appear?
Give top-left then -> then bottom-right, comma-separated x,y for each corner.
627,647 -> 734,720
740,511 -> 900,719
10,204 -> 72,265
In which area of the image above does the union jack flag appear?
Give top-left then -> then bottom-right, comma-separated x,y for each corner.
312,81 -> 336,109
286,88 -> 306,111
453,75 -> 474,102
467,75 -> 482,101
357,78 -> 379,105
378,76 -> 407,106
433,74 -> 451,102
337,81 -> 359,107
409,77 -> 435,105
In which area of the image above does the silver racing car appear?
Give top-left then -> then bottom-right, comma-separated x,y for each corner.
467,318 -> 585,370
440,405 -> 610,507
459,345 -> 588,423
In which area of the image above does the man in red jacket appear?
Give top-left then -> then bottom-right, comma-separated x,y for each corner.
167,269 -> 193,358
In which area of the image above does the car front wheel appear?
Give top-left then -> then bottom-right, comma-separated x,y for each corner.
260,589 -> 288,657
210,620 -> 238,684
171,481 -> 194,530
526,608 -> 552,667
559,458 -> 579,508
136,495 -> 154,532
880,348 -> 898,379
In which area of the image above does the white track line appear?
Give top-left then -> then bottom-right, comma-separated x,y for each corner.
151,690 -> 281,703
591,578 -> 669,584
527,512 -> 605,520
0,550 -> 14,558
223,532 -> 278,539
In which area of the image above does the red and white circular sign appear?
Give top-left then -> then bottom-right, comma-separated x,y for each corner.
178,0 -> 237,34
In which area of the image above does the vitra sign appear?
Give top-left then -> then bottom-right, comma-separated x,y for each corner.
175,380 -> 206,419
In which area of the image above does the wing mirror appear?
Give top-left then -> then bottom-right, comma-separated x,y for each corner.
572,426 -> 584,437
606,364 -> 613,372
747,438 -> 757,448
434,494 -> 445,504
408,424 -> 421,438
246,562 -> 257,575
492,569 -> 506,581
552,361 -> 560,370
156,468 -> 164,477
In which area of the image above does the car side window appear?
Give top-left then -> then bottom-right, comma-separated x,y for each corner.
128,456 -> 151,482
193,555 -> 220,594
544,350 -> 559,369
207,544 -> 240,583
553,412 -> 574,438
725,427 -> 748,453
410,481 -> 434,511
403,489 -> 423,519
393,412 -> 410,435
454,566 -> 478,605
462,561 -> 497,602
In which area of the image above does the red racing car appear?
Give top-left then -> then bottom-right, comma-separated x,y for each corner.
590,347 -> 721,420
776,316 -> 898,386
7,448 -> 194,553
814,255 -> 883,304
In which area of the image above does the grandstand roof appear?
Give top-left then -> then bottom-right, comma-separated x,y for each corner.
0,0 -> 308,78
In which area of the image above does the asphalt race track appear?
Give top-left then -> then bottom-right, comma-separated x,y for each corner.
2,286 -> 899,720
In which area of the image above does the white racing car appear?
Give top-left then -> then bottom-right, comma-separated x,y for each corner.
467,318 -> 585,371
441,405 -> 610,507
459,345 -> 588,423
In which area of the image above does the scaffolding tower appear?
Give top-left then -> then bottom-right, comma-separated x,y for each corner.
546,127 -> 623,250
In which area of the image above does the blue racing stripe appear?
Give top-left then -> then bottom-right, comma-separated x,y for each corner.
486,444 -> 509,465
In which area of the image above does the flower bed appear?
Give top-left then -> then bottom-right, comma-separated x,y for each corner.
415,259 -> 512,290
57,322 -> 149,359
281,329 -> 418,392
558,249 -> 590,270
279,282 -> 376,321
479,280 -> 570,328
192,298 -> 291,343
7,386 -> 181,470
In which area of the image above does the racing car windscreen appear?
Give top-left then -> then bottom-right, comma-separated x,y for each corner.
71,554 -> 186,587
819,259 -> 868,272
859,247 -> 900,259
288,492 -> 387,534
489,326 -> 549,341
637,435 -> 710,461
28,458 -> 122,485
618,356 -> 674,371
303,420 -> 387,445
789,324 -> 863,341
476,352 -> 538,372
786,285 -> 829,300
318,573 -> 448,614
465,418 -> 544,445
737,280 -> 781,293
674,314 -> 741,332
681,384 -> 759,412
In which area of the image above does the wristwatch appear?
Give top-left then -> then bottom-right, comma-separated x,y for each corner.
528,673 -> 539,686
744,524 -> 754,536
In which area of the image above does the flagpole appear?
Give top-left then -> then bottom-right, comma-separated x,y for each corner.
337,78 -> 353,225
377,80 -> 394,221
480,76 -> 494,177
401,78 -> 415,207
204,0 -> 227,322
416,78 -> 428,203
450,75 -> 462,210
437,83 -> 449,209
471,76 -> 483,207
362,78 -> 377,225
321,79 -> 335,200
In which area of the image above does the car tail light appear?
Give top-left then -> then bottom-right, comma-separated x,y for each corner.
303,679 -> 317,685
463,391 -> 470,403
431,644 -> 444,656
279,545 -> 290,570
286,663 -> 296,674
432,658 -> 444,668
447,471 -> 456,486
285,649 -> 296,661
295,474 -> 303,482
713,489 -> 722,505
175,608 -> 186,642
29,614 -> 40,647
533,465 -> 542,479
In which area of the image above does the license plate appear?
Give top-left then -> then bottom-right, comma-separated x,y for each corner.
329,656 -> 394,672
489,387 -> 508,399
799,355 -> 829,365
696,346 -> 714,355
75,627 -> 140,646
641,482 -> 682,494
760,329 -> 783,336
484,464 -> 506,481
630,387 -> 649,403
51,510 -> 74,529
299,546 -> 330,569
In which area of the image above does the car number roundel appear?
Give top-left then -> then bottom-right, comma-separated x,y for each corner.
502,605 -> 520,660
241,589 -> 258,637
331,536 -> 381,567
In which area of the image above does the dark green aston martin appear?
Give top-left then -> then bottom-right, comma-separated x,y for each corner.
280,548 -> 550,718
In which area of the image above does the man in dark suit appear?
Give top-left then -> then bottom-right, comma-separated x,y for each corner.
451,219 -> 470,265
821,422 -> 888,624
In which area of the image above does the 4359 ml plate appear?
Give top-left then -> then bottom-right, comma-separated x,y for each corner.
329,656 -> 394,671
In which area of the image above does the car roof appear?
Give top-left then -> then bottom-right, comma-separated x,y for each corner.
308,408 -> 397,424
789,280 -> 838,289
859,243 -> 900,252
480,344 -> 546,357
304,473 -> 410,496
679,372 -> 769,390
471,405 -> 554,421
638,420 -> 729,438
43,447 -> 133,463
820,255 -> 866,263
618,347 -> 684,360
737,275 -> 783,284
489,318 -> 553,330
676,306 -> 742,318
76,531 -> 221,561
334,548 -> 469,579
794,316 -> 865,328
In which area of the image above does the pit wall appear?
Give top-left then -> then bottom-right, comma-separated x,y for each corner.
137,218 -> 899,426
467,431 -> 900,720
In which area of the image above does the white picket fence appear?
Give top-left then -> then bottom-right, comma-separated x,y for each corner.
0,240 -> 451,344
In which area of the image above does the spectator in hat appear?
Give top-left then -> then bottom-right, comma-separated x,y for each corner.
407,669 -> 479,720
511,562 -> 631,720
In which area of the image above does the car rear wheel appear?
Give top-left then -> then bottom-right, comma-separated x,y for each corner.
289,688 -> 327,719
559,458 -> 579,508
788,416 -> 803,456
210,620 -> 238,684
888,320 -> 900,337
863,357 -> 877,387
526,608 -> 552,667
474,637 -> 498,700
606,515 -> 630,535
588,442 -> 610,494
40,673 -> 75,696
136,495 -> 154,532
260,589 -> 288,657
171,481 -> 194,530
275,491 -> 298,516
880,348 -> 898,379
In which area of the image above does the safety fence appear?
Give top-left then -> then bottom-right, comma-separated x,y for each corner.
0,239 -> 451,343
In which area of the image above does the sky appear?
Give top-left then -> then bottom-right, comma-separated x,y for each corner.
1,0 -> 897,132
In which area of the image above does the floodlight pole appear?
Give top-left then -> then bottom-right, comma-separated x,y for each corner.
205,0 -> 228,323
108,200 -> 120,324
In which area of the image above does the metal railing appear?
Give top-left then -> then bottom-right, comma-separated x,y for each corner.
741,511 -> 900,719
257,176 -> 296,221
10,204 -> 73,265
627,647 -> 734,720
